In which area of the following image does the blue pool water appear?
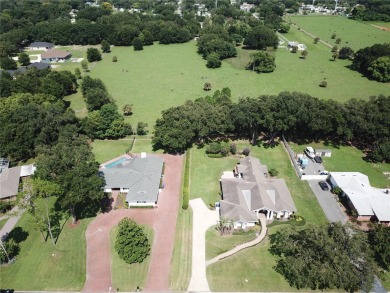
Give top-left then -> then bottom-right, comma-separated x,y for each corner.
104,157 -> 128,168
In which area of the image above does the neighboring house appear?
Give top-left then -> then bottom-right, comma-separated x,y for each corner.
330,172 -> 390,226
100,155 -> 164,207
41,49 -> 71,63
220,156 -> 297,229
287,41 -> 307,51
240,2 -> 255,12
0,164 -> 36,199
27,42 -> 54,51
0,62 -> 51,77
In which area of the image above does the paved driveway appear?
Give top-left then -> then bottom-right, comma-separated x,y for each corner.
82,154 -> 183,293
308,180 -> 348,224
188,198 -> 219,292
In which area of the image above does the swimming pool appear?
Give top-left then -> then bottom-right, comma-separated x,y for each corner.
104,157 -> 129,168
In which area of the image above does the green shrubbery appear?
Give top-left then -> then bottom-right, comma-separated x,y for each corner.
182,150 -> 190,210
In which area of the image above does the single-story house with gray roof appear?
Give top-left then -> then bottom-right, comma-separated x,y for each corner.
220,156 -> 297,228
27,42 -> 54,51
100,155 -> 164,207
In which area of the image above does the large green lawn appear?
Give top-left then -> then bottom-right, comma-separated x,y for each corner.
84,39 -> 389,132
287,15 -> 390,51
0,212 -> 91,290
110,225 -> 153,291
289,142 -> 390,188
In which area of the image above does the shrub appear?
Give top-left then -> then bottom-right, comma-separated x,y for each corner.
206,142 -> 222,154
242,147 -> 251,156
86,47 -> 102,62
269,168 -> 279,177
206,52 -> 221,68
133,37 -> 143,51
112,56 -> 118,62
331,33 -> 337,39
182,151 -> 190,210
230,143 -> 237,155
203,82 -> 211,91
314,37 -> 320,44
136,122 -> 148,135
0,239 -> 19,264
319,80 -> 328,87
115,218 -> 150,264
220,146 -> 229,156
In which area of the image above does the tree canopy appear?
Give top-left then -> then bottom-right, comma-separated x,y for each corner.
269,223 -> 376,292
115,218 -> 151,264
243,25 -> 278,50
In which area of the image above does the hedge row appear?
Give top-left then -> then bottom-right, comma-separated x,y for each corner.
182,150 -> 190,210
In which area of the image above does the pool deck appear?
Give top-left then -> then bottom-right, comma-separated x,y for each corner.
99,153 -> 132,168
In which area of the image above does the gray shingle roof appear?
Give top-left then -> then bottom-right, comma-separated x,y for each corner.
0,166 -> 21,199
29,42 -> 54,48
220,156 -> 297,222
100,156 -> 163,204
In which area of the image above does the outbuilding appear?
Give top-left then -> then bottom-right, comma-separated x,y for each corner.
28,42 -> 54,51
314,149 -> 332,157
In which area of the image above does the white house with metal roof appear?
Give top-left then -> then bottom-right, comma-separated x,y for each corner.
220,156 -> 297,229
329,172 -> 390,225
100,155 -> 164,207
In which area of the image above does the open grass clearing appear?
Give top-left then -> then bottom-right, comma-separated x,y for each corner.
63,90 -> 87,118
287,15 -> 389,51
85,40 -> 389,133
289,142 -> 390,188
0,211 -> 91,290
110,225 -> 153,291
206,225 -> 258,260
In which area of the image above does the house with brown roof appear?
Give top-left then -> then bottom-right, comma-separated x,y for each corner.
219,156 -> 297,229
41,49 -> 71,63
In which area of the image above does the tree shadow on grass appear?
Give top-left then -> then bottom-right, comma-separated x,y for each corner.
6,227 -> 29,244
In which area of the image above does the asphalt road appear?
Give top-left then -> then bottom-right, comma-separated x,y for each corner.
308,180 -> 348,224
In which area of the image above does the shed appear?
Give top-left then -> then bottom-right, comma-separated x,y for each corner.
315,149 -> 332,157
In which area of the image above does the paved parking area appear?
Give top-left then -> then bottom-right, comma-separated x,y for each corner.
308,180 -> 348,224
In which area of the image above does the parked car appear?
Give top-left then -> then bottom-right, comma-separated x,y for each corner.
314,156 -> 323,163
319,181 -> 329,191
304,146 -> 315,159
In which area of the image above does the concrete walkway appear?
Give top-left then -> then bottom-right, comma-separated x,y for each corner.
0,204 -> 24,240
187,198 -> 219,292
206,214 -> 267,266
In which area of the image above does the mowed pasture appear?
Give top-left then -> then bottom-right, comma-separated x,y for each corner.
288,15 -> 390,51
87,37 -> 389,131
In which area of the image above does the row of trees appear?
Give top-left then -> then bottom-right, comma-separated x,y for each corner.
152,90 -> 390,162
80,76 -> 133,139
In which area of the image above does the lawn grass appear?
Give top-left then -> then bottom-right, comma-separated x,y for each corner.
288,142 -> 390,188
366,21 -> 390,29
169,208 -> 192,291
287,15 -> 390,51
205,225 -> 258,260
0,218 -> 8,230
0,212 -> 91,290
63,90 -> 87,118
110,225 -> 153,291
91,138 -> 132,164
207,236 -> 301,291
86,40 -> 389,133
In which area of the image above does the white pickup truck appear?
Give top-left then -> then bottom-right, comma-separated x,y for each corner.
304,146 -> 315,159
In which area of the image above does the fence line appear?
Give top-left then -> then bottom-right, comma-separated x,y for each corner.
281,135 -> 302,179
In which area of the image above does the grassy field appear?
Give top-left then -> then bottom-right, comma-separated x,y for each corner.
207,236 -> 299,291
110,225 -> 153,291
206,226 -> 258,260
63,90 -> 87,118
289,142 -> 390,188
287,15 -> 389,51
84,39 -> 389,132
0,212 -> 91,290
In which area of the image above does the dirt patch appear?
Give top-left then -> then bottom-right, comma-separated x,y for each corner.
370,24 -> 390,32
68,220 -> 81,228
